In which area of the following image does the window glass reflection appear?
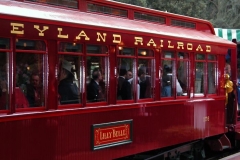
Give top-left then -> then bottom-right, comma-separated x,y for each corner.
87,56 -> 107,102
58,55 -> 81,105
161,60 -> 173,97
195,62 -> 204,94
117,58 -> 133,100
59,42 -> 82,53
0,38 -> 10,49
177,52 -> 189,96
16,39 -> 46,51
0,52 -> 8,110
208,62 -> 216,94
16,53 -> 44,108
138,59 -> 154,99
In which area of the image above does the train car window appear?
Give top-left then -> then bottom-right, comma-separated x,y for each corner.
208,54 -> 216,60
59,42 -> 82,53
0,38 -> 10,49
138,49 -> 154,57
134,12 -> 165,24
87,45 -> 108,54
26,0 -> 78,9
171,19 -> 196,29
117,47 -> 134,101
87,3 -> 128,18
117,58 -> 134,101
161,51 -> 174,97
58,42 -> 82,105
195,53 -> 206,95
164,51 -> 175,58
15,39 -> 46,108
0,38 -> 9,110
119,48 -> 134,56
86,45 -> 108,103
58,54 -> 81,105
0,52 -> 8,110
196,54 -> 206,60
137,49 -> 154,99
207,54 -> 217,94
16,39 -> 46,51
177,52 -> 189,96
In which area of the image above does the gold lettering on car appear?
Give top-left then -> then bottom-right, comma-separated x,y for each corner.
112,128 -> 126,137
10,23 -> 24,34
57,28 -> 68,38
7,22 -> 213,53
134,37 -> 143,45
206,45 -> 211,52
187,43 -> 193,50
97,32 -> 107,42
177,42 -> 184,49
160,40 -> 164,47
147,38 -> 156,47
168,40 -> 174,48
196,44 -> 203,51
76,30 -> 90,40
100,131 -> 112,140
34,25 -> 49,36
113,34 -> 121,43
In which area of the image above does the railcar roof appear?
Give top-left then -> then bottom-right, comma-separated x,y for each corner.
0,0 -> 236,48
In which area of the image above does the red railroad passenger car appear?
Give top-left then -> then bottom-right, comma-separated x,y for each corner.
0,0 -> 239,159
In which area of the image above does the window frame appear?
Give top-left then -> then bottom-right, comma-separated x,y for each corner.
0,37 -> 11,113
57,41 -> 83,108
137,48 -> 155,101
15,38 -> 47,111
85,44 -> 109,106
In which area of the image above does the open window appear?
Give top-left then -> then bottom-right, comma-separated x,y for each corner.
117,47 -> 134,101
86,45 -> 108,103
137,49 -> 154,100
0,38 -> 10,110
207,54 -> 217,94
161,51 -> 174,97
58,42 -> 82,106
194,53 -> 205,96
177,52 -> 189,96
15,39 -> 46,108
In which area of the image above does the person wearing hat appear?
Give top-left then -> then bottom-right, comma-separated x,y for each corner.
58,60 -> 79,104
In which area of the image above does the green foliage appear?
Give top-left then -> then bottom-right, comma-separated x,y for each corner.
113,0 -> 240,28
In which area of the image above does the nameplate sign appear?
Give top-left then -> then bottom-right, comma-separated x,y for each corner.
92,119 -> 133,150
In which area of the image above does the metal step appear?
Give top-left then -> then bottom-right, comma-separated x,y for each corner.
208,134 -> 231,151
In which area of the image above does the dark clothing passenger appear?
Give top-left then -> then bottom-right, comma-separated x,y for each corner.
26,84 -> 42,107
87,79 -> 100,102
162,66 -> 172,97
227,91 -> 235,124
58,78 -> 79,104
117,76 -> 125,100
139,80 -> 147,99
116,68 -> 132,100
139,77 -> 151,99
162,73 -> 171,87
120,79 -> 132,100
